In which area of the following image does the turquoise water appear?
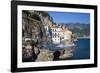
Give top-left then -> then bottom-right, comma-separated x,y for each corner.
73,39 -> 90,59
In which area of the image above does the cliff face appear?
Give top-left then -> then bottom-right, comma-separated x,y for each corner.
22,10 -> 54,61
22,11 -> 52,44
22,10 -> 75,62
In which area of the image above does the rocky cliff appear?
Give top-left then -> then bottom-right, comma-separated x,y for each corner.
22,10 -> 75,62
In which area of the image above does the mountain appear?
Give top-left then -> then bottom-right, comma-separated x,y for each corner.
59,23 -> 90,37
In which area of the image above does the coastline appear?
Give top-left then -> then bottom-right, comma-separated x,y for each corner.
77,37 -> 90,39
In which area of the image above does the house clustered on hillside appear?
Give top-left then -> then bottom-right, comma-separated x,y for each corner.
44,23 -> 72,44
42,17 -> 72,45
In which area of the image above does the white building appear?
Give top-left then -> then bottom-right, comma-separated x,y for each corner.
50,25 -> 62,44
51,25 -> 72,44
44,25 -> 49,33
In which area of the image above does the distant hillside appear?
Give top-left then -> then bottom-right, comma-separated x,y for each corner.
59,23 -> 90,37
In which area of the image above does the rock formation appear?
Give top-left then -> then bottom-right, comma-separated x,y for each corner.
22,10 -> 76,62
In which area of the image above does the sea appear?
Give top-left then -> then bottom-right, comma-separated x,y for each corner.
43,39 -> 90,60
72,39 -> 90,59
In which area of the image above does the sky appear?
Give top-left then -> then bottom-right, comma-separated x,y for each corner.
48,11 -> 90,24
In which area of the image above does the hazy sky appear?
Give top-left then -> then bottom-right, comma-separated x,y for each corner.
48,11 -> 90,24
